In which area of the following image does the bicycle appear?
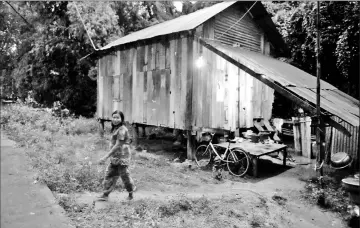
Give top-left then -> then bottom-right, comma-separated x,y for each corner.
195,133 -> 250,177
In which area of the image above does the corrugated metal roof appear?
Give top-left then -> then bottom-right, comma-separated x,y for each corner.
205,40 -> 359,127
100,1 -> 236,50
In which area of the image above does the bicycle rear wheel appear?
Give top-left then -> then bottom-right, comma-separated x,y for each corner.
195,145 -> 212,168
226,148 -> 249,177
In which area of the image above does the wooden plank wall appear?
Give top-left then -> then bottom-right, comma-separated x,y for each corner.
191,44 -> 274,130
191,15 -> 274,130
97,34 -> 191,130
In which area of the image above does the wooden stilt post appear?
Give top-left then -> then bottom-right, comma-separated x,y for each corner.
99,119 -> 105,137
235,128 -> 240,137
187,130 -> 196,160
132,123 -> 139,146
138,124 -> 144,138
142,125 -> 147,138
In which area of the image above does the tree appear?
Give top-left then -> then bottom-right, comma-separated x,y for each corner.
264,1 -> 359,98
181,1 -> 221,15
113,1 -> 180,36
0,1 -> 31,98
3,1 -> 121,116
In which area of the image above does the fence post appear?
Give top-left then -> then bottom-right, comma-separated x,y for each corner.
300,116 -> 312,161
292,117 -> 301,155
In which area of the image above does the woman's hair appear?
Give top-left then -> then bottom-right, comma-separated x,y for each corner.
110,110 -> 125,133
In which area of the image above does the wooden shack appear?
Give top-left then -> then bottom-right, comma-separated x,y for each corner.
96,2 -> 285,128
93,1 -> 359,161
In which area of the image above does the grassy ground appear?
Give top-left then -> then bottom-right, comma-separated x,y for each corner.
1,104 -> 356,228
299,166 -> 359,227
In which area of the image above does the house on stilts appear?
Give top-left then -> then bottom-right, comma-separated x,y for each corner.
91,1 -> 359,168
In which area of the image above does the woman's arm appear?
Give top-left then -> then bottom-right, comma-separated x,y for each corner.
99,140 -> 120,163
109,141 -> 115,150
124,129 -> 132,145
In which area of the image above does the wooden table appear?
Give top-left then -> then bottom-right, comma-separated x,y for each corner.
214,141 -> 288,177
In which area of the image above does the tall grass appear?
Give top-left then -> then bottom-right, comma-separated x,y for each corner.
60,194 -> 251,228
1,104 -> 200,194
1,104 -> 107,193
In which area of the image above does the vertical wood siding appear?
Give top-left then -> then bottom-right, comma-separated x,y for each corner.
191,42 -> 274,130
98,34 -> 190,130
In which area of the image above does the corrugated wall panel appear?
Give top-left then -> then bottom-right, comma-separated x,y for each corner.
192,38 -> 200,128
98,55 -> 116,120
179,37 -> 188,129
214,7 -> 262,53
103,75 -> 113,119
131,47 -> 139,124
174,37 -> 183,129
331,116 -> 359,166
169,39 -> 176,128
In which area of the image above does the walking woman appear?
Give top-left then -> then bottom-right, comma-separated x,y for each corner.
97,110 -> 136,201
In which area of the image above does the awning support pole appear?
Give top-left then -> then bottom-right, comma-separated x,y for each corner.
316,1 -> 326,204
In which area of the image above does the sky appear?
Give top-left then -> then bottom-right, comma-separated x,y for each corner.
173,1 -> 183,12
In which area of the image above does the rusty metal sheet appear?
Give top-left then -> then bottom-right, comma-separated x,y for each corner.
100,2 -> 236,51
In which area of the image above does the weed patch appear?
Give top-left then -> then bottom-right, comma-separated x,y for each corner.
62,194 -> 258,228
301,174 -> 351,219
1,104 -> 200,194
272,195 -> 287,206
1,104 -> 106,193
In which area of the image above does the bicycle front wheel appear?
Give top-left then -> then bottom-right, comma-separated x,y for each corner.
195,145 -> 212,168
226,148 -> 249,177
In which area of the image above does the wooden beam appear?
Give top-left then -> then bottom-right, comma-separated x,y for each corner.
191,126 -> 229,135
132,123 -> 139,146
197,38 -> 352,136
98,119 -> 105,137
323,116 -> 351,137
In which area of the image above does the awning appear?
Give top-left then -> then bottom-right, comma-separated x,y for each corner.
200,38 -> 359,127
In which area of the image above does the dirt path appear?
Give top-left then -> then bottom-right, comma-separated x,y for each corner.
75,157 -> 346,228
0,132 -> 74,228
3,129 -> 345,228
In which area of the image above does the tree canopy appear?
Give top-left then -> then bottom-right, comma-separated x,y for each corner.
264,1 -> 359,98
